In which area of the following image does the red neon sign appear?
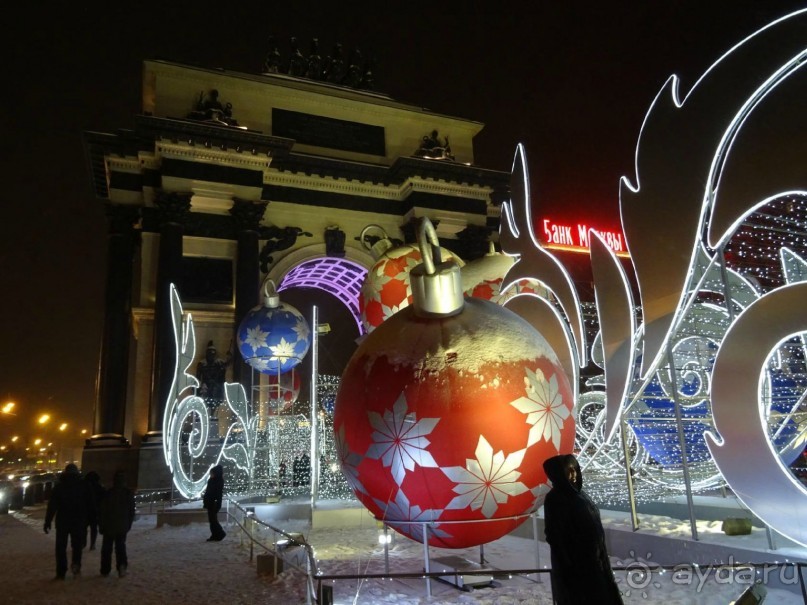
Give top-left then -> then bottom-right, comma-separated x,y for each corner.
541,218 -> 627,255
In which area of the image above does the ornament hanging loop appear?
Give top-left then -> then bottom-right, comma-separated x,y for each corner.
417,217 -> 443,275
410,217 -> 464,317
360,224 -> 393,259
261,276 -> 280,308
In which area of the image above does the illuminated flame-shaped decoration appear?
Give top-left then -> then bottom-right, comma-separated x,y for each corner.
504,9 -> 807,546
499,144 -> 586,405
620,9 -> 807,543
163,284 -> 258,499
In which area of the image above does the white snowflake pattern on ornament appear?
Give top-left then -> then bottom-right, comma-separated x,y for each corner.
365,270 -> 392,302
292,318 -> 310,342
268,337 -> 297,363
372,489 -> 450,542
366,392 -> 440,485
250,357 -> 270,372
335,424 -> 367,495
510,368 -> 569,450
381,302 -> 405,321
243,325 -> 269,352
529,481 -> 551,510
443,436 -> 529,518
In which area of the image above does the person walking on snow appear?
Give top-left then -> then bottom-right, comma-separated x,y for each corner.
44,463 -> 93,579
99,470 -> 135,578
83,470 -> 104,551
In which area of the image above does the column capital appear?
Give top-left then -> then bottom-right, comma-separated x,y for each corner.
154,190 -> 192,227
230,198 -> 268,232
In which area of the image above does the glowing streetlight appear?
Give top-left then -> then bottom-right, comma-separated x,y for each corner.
80,429 -> 88,436
38,414 -> 50,425
34,438 -> 42,446
58,423 -> 68,432
11,436 -> 18,443
1,402 -> 15,415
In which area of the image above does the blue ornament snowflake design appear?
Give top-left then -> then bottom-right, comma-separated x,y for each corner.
237,302 -> 311,374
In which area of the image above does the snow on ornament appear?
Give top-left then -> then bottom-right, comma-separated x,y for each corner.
461,243 -> 548,304
359,224 -> 463,334
335,218 -> 574,548
236,279 -> 311,374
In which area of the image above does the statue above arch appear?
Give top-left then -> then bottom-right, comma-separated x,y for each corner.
414,130 -> 454,161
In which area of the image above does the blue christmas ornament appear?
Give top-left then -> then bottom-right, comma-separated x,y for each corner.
237,279 -> 311,374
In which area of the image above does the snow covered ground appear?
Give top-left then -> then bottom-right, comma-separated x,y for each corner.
1,501 -> 804,605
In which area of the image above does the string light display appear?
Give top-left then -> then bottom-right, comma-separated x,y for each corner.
577,195 -> 807,507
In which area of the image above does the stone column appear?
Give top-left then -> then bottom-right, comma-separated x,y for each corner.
230,199 -> 268,389
87,204 -> 140,447
144,191 -> 191,444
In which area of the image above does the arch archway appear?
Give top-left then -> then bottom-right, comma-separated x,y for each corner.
274,250 -> 370,334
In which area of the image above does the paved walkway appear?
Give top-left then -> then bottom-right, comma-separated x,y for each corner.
0,505 -> 301,605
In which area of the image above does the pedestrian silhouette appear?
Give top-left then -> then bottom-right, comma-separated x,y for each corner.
202,465 -> 226,541
83,471 -> 104,550
44,463 -> 94,579
543,454 -> 624,604
99,470 -> 135,577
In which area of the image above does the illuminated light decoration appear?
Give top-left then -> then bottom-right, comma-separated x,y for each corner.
619,10 -> 807,378
707,282 -> 807,547
279,257 -> 367,335
499,145 -> 587,375
483,13 -> 807,543
540,218 -> 630,258
589,231 -> 636,442
577,9 -> 807,536
335,218 -> 574,548
162,284 -> 258,498
237,278 -> 311,374
358,224 -> 463,334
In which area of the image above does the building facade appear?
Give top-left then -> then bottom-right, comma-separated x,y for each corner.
83,58 -> 509,488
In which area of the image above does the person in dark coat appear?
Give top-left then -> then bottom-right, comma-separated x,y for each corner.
44,463 -> 93,579
99,470 -> 136,577
83,471 -> 104,550
202,464 -> 226,541
542,454 -> 623,605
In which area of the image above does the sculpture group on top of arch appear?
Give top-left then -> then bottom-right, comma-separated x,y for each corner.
159,9 -> 807,549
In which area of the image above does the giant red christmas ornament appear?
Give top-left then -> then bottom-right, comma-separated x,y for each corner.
266,370 -> 301,413
462,244 -> 548,303
359,224 -> 463,334
335,219 -> 574,548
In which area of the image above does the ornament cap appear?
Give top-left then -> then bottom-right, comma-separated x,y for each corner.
262,277 -> 280,308
360,224 -> 394,259
410,218 -> 464,316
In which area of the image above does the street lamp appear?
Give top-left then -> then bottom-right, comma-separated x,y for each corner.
38,414 -> 50,425
1,402 -> 15,415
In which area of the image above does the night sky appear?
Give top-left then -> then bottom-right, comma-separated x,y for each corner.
1,1 -> 803,441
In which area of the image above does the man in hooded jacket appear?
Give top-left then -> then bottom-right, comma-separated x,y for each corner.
543,454 -> 623,604
44,463 -> 93,579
